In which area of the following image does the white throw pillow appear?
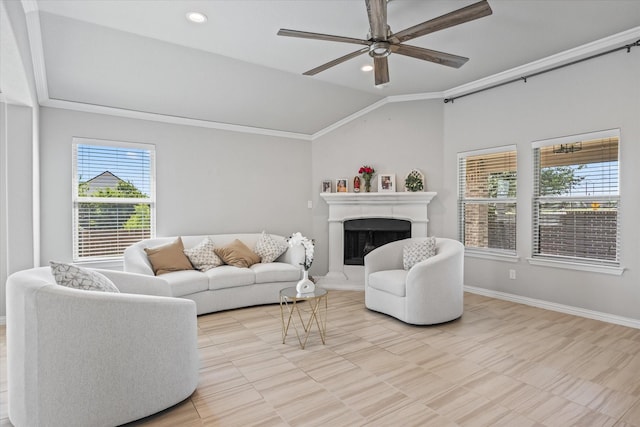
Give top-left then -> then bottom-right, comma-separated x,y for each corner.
50,261 -> 120,293
254,231 -> 289,263
402,237 -> 437,270
183,237 -> 223,271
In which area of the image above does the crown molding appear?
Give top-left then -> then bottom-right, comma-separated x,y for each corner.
444,26 -> 640,100
42,98 -> 312,140
311,98 -> 389,140
386,92 -> 444,103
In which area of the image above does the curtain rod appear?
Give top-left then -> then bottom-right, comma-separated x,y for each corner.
444,39 -> 640,104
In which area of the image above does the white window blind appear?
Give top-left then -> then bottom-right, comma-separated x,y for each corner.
532,129 -> 619,266
458,146 -> 517,255
72,138 -> 155,261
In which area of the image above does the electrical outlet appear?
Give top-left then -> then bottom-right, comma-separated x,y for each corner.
307,200 -> 313,209
509,269 -> 516,280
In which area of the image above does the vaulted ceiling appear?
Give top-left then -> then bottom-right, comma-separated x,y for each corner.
6,0 -> 640,137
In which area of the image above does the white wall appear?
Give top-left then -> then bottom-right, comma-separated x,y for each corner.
442,51 -> 640,319
39,107 -> 312,266
1,0 -> 39,319
311,100 -> 445,276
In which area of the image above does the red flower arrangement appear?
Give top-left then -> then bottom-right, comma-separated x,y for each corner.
358,165 -> 375,178
358,165 -> 375,192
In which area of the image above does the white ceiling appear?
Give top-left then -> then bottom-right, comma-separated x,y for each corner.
23,0 -> 640,135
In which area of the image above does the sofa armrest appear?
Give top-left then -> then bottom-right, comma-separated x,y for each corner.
94,268 -> 173,297
278,243 -> 305,269
123,243 -> 155,275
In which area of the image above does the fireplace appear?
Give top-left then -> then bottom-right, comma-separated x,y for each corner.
320,192 -> 437,284
344,218 -> 411,265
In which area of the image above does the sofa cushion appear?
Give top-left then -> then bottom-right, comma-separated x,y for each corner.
403,237 -> 436,270
254,232 -> 289,263
184,237 -> 223,271
251,262 -> 301,284
50,261 -> 120,293
214,239 -> 261,268
160,270 -> 210,297
206,265 -> 256,290
144,237 -> 194,275
368,270 -> 408,297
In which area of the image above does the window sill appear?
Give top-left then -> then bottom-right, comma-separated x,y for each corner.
527,257 -> 624,276
464,250 -> 520,263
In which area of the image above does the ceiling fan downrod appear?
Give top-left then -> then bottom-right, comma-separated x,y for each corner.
369,41 -> 391,58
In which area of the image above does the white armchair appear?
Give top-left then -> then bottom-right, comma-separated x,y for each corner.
364,237 -> 464,325
7,267 -> 199,427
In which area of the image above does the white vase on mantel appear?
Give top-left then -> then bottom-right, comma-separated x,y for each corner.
296,270 -> 315,293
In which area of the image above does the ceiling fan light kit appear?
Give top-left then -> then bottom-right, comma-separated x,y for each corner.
277,0 -> 492,86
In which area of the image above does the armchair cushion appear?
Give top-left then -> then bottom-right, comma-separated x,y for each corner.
50,261 -> 120,293
368,269 -> 408,297
403,237 -> 436,270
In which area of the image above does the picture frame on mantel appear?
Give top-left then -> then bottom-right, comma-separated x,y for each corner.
378,174 -> 396,192
336,178 -> 348,193
321,180 -> 332,193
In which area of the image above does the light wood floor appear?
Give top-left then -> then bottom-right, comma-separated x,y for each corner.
2,291 -> 640,426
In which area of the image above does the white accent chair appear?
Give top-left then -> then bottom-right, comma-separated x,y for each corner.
7,267 -> 199,427
364,237 -> 464,325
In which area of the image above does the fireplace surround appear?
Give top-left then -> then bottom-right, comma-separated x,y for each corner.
320,192 -> 437,283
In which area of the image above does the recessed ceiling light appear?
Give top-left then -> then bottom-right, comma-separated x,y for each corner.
186,12 -> 207,23
361,64 -> 373,72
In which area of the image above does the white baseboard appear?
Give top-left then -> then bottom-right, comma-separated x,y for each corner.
464,285 -> 640,330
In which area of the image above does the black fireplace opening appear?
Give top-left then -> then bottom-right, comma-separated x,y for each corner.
344,218 -> 411,265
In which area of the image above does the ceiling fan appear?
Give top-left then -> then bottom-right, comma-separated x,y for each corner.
277,0 -> 492,86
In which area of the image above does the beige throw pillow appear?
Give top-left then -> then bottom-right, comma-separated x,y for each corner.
214,239 -> 261,268
144,237 -> 194,275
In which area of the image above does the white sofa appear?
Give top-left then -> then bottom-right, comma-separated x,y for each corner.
6,267 -> 199,427
124,233 -> 305,315
364,237 -> 464,325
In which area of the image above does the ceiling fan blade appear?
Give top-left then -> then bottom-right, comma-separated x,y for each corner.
303,47 -> 369,76
389,0 -> 492,44
390,44 -> 469,68
374,56 -> 389,86
278,29 -> 370,47
366,0 -> 388,40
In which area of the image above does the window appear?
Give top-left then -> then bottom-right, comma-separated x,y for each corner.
72,138 -> 155,261
532,129 -> 619,266
458,146 -> 517,256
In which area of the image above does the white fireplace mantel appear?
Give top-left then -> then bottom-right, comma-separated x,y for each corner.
320,192 -> 437,282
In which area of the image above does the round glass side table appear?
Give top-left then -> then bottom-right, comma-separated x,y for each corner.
279,287 -> 328,349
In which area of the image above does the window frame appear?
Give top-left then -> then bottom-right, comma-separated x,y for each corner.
72,137 -> 156,262
530,129 -> 622,274
458,145 -> 518,260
